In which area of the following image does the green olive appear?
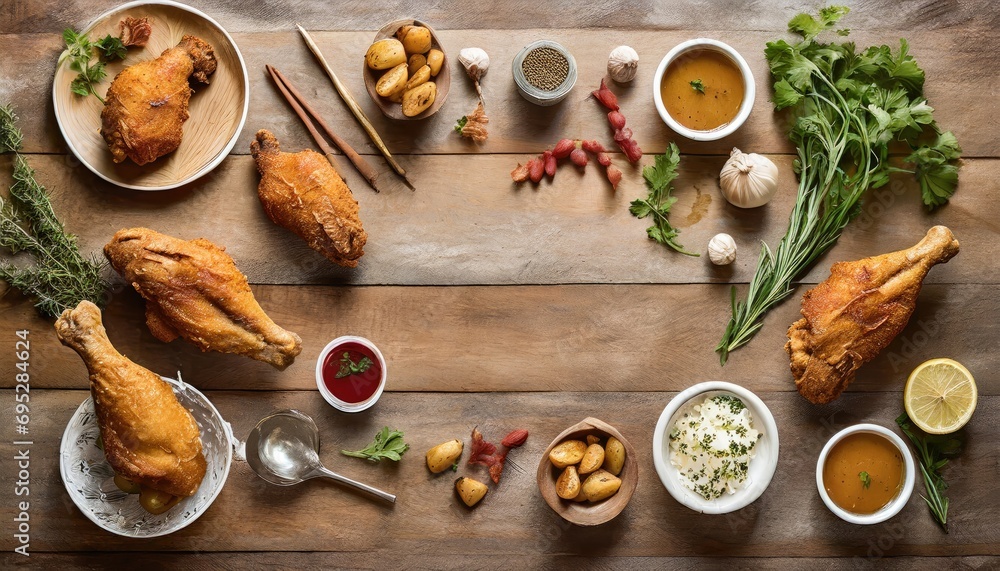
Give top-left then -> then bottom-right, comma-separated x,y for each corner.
114,473 -> 141,494
139,487 -> 181,515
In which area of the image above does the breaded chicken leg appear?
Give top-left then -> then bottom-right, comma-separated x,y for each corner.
100,35 -> 217,165
105,227 -> 302,368
786,226 -> 959,404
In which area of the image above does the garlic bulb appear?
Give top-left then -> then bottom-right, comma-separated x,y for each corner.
719,148 -> 779,208
607,45 -> 639,83
708,233 -> 737,265
459,47 -> 490,82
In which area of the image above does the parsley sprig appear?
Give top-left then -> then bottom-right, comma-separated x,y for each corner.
689,79 -> 705,94
859,471 -> 871,489
341,427 -> 409,462
629,142 -> 698,256
62,28 -> 129,103
717,6 -> 962,363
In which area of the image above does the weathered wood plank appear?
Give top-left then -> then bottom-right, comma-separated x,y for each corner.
3,552 -> 997,570
3,26 -> 996,157
4,0 -> 996,35
0,154 -> 991,287
2,283 -> 994,395
1,390 -> 996,556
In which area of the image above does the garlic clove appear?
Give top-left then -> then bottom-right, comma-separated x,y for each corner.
719,147 -> 780,208
608,45 -> 639,83
459,47 -> 490,82
708,233 -> 737,265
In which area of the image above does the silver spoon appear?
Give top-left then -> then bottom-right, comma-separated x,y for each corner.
245,409 -> 396,503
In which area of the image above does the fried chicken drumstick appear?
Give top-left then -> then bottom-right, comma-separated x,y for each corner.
251,129 -> 366,268
786,226 -> 959,404
100,35 -> 217,165
105,227 -> 302,368
55,301 -> 207,501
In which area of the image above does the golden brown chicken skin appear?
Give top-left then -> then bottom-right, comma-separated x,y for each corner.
55,301 -> 207,498
104,227 -> 302,368
786,226 -> 959,404
250,129 -> 366,267
100,35 -> 217,165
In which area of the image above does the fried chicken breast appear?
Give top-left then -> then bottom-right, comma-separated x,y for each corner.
250,129 -> 366,267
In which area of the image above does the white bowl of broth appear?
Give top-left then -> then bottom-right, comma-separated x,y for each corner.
652,39 -> 754,141
816,424 -> 915,525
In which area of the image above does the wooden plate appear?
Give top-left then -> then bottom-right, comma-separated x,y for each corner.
362,19 -> 450,120
52,0 -> 249,191
536,417 -> 639,526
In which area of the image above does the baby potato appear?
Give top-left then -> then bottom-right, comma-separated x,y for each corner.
582,469 -> 622,502
455,476 -> 488,507
555,465 -> 581,500
426,439 -> 463,473
578,443 -> 605,475
586,435 -> 601,446
404,65 -> 431,92
548,439 -> 587,468
139,486 -> 181,515
426,49 -> 444,76
375,63 -> 409,98
366,39 -> 407,70
397,25 -> 432,54
388,89 -> 404,103
401,82 -> 437,117
407,53 -> 427,76
603,436 -> 626,476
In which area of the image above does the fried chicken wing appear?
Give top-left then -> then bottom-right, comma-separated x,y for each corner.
104,227 -> 302,368
250,129 -> 366,267
786,226 -> 959,404
55,301 -> 206,499
100,35 -> 217,165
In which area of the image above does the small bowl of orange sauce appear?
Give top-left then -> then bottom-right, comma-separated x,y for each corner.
652,39 -> 755,141
816,424 -> 915,524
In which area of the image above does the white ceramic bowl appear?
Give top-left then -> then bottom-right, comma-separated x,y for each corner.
816,424 -> 916,525
59,375 -> 233,537
315,335 -> 387,413
652,381 -> 779,514
652,38 -> 755,141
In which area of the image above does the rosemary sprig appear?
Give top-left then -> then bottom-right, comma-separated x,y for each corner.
896,412 -> 964,533
0,105 -> 109,317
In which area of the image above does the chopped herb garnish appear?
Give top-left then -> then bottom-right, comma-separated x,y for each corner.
689,78 -> 706,94
859,471 -> 872,489
335,352 -> 374,378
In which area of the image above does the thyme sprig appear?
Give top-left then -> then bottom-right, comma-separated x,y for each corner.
0,105 -> 109,317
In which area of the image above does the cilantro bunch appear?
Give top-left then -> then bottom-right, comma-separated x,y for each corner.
717,6 -> 961,363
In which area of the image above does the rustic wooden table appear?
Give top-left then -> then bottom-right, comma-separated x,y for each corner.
1,0 -> 998,568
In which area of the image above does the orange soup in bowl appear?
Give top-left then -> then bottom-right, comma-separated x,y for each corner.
660,49 -> 745,131
822,432 -> 904,514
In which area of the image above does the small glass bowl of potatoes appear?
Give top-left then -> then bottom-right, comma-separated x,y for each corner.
536,417 -> 638,526
362,19 -> 450,119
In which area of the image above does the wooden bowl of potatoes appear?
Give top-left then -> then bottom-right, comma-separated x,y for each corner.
362,19 -> 450,120
536,417 -> 638,526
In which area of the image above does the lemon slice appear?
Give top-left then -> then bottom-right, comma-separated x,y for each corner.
904,358 -> 977,434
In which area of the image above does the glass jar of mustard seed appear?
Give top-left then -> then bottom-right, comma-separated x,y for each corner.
512,40 -> 577,106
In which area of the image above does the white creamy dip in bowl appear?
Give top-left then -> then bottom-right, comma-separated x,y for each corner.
652,381 -> 779,514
